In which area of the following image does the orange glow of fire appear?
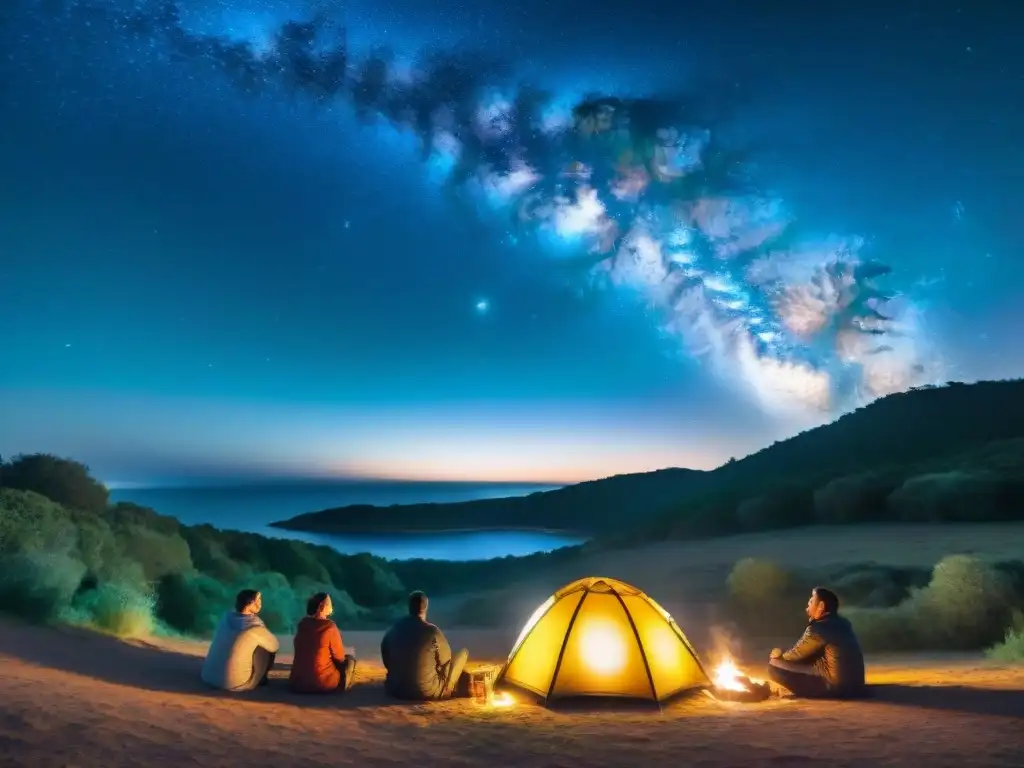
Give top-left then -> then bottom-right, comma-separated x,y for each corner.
712,657 -> 751,692
491,692 -> 515,708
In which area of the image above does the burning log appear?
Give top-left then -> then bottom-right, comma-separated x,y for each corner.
710,658 -> 772,703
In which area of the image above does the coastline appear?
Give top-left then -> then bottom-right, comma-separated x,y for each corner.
269,520 -> 589,538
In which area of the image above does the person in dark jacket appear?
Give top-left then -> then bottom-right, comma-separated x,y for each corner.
380,591 -> 469,700
768,587 -> 866,698
289,592 -> 357,694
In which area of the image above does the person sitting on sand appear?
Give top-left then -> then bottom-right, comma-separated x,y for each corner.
289,592 -> 357,694
201,589 -> 281,692
380,590 -> 469,700
768,586 -> 865,699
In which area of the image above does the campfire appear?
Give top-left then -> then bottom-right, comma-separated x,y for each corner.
710,657 -> 771,703
491,692 -> 515,708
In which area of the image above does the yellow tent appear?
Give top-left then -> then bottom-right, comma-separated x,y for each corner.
496,576 -> 710,705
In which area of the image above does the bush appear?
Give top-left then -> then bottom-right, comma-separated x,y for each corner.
114,524 -> 193,582
324,553 -> 405,608
727,558 -> 800,608
0,552 -> 87,622
0,454 -> 109,514
725,558 -> 806,639
155,572 -> 230,636
0,489 -> 79,556
73,582 -> 156,638
827,564 -> 927,609
848,556 -> 1020,652
180,526 -> 248,583
987,622 -> 1024,662
887,471 -> 1009,522
915,555 -> 1017,649
845,603 -> 924,652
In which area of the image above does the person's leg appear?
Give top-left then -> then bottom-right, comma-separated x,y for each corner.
442,648 -> 469,698
768,659 -> 828,698
333,655 -> 357,692
241,647 -> 276,691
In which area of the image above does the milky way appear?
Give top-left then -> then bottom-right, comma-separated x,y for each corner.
21,0 -> 940,416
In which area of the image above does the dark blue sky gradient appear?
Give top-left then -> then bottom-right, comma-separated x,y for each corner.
1,0 -> 1021,484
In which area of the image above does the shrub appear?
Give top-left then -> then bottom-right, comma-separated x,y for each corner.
0,552 -> 87,622
180,526 -> 248,583
74,582 -> 156,638
915,555 -> 1017,649
887,471 -> 1008,522
827,564 -> 926,608
0,454 -> 109,514
846,604 -> 924,652
325,553 -> 406,608
727,558 -> 800,608
848,556 -> 1020,652
987,622 -> 1024,662
155,572 -> 230,636
0,489 -> 79,556
260,538 -> 331,585
114,524 -> 194,582
726,558 -> 806,639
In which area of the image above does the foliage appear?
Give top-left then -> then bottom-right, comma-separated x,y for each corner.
722,554 -> 1024,654
845,556 -> 1021,652
725,558 -> 805,639
0,475 -> 412,639
270,380 -> 1024,539
987,618 -> 1024,662
0,453 -> 109,514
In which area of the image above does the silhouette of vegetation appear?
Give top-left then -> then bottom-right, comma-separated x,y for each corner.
725,555 -> 1024,655
0,462 -> 424,637
2,379 -> 1024,651
273,379 -> 1024,539
989,622 -> 1024,661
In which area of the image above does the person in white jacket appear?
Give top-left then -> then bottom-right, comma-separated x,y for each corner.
201,589 -> 281,692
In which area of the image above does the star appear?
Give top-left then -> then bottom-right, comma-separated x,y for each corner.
475,299 -> 490,314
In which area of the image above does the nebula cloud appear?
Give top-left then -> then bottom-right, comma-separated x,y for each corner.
25,1 -> 940,416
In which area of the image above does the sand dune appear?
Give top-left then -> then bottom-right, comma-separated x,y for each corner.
1,618 -> 1022,768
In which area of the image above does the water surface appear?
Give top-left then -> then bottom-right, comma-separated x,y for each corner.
110,481 -> 583,560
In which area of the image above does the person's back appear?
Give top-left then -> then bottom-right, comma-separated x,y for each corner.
289,593 -> 357,694
201,590 -> 280,692
381,591 -> 468,700
807,613 -> 865,694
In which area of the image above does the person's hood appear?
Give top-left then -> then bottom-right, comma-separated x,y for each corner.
224,611 -> 267,631
297,616 -> 335,636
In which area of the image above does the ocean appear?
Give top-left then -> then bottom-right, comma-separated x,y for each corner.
109,481 -> 584,561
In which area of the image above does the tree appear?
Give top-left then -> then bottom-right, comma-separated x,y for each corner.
1,454 -> 109,514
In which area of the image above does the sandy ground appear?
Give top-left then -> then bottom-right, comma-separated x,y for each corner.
1,618 -> 1022,768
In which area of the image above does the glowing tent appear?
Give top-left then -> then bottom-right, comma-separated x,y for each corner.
495,576 -> 710,705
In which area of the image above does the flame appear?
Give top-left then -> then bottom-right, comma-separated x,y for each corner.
712,657 -> 749,692
491,692 -> 515,708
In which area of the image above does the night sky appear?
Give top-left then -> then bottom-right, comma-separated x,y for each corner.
1,0 -> 1021,485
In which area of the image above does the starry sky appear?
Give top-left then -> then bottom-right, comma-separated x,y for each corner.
0,0 -> 1021,485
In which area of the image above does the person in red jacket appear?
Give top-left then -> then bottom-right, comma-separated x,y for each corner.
289,592 -> 357,694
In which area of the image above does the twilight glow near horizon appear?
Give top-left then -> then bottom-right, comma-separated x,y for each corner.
1,0 -> 1021,485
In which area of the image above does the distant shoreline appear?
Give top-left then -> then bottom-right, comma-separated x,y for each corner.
269,520 -> 587,538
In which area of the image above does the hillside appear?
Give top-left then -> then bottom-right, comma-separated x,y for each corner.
271,467 -> 708,536
272,379 -> 1024,537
